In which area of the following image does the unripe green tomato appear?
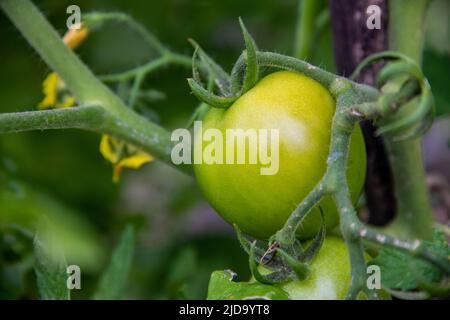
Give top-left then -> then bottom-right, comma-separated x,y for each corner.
255,237 -> 390,300
194,71 -> 366,239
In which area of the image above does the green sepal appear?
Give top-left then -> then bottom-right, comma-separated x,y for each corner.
276,248 -> 310,281
188,39 -> 231,96
238,18 -> 259,93
187,78 -> 237,109
191,46 -> 202,84
249,241 -> 279,285
297,210 -> 326,263
230,52 -> 245,95
234,224 -> 286,270
248,241 -> 292,284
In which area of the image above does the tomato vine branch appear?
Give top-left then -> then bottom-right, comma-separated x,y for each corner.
381,0 -> 434,240
0,105 -> 104,133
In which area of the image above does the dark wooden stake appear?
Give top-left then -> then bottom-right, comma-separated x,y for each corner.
329,0 -> 395,225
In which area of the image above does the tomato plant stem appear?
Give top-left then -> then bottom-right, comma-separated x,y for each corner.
293,0 -> 321,60
383,0 -> 434,240
328,85 -> 373,299
0,105 -> 104,133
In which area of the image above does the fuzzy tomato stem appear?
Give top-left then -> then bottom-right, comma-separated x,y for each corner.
382,0 -> 434,240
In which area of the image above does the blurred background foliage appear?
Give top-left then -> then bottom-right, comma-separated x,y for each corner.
0,0 -> 448,299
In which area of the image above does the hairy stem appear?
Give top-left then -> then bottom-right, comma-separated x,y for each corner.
358,227 -> 450,274
0,106 -> 193,174
276,181 -> 326,246
383,0 -> 434,240
0,106 -> 104,133
328,87 -> 370,299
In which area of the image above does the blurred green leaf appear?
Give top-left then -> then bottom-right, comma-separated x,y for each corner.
0,176 -> 105,271
207,270 -> 288,300
423,50 -> 450,117
93,225 -> 135,300
165,246 -> 197,299
425,0 -> 449,56
33,221 -> 70,300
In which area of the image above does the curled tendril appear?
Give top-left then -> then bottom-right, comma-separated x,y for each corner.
377,85 -> 434,140
377,61 -> 422,87
352,51 -> 435,141
350,51 -> 415,81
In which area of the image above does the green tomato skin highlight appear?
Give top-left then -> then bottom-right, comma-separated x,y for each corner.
256,237 -> 390,300
194,71 -> 366,240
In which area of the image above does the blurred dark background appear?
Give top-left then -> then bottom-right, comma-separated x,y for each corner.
0,0 -> 448,299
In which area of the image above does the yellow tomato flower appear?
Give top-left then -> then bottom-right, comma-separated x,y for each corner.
38,26 -> 88,109
38,73 -> 76,109
38,24 -> 154,182
100,135 -> 154,183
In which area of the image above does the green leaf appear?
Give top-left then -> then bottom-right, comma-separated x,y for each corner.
423,50 -> 450,117
165,247 -> 197,299
369,232 -> 449,291
33,222 -> 70,300
207,270 -> 288,300
297,209 -> 326,263
0,177 -> 104,271
93,225 -> 135,300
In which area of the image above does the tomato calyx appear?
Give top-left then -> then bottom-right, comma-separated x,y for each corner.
187,19 -> 340,111
187,19 -> 258,109
235,211 -> 326,285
